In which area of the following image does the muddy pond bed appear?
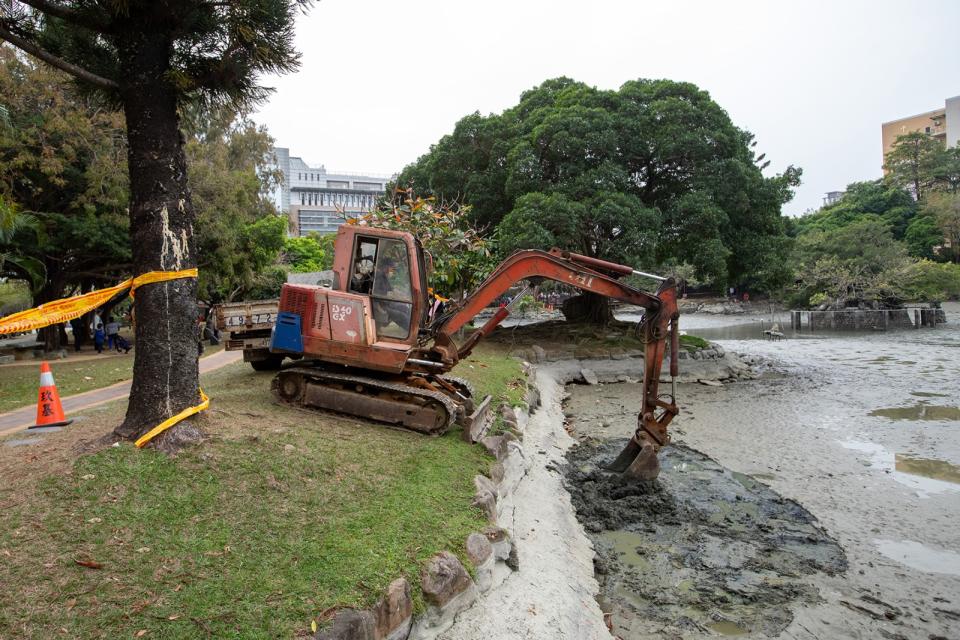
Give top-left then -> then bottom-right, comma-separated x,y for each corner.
565,438 -> 847,638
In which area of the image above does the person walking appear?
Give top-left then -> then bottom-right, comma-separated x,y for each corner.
93,322 -> 105,354
105,316 -> 120,351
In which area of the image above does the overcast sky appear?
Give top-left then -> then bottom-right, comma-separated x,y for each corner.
254,0 -> 960,217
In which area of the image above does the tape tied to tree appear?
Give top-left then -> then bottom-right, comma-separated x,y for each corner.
134,388 -> 210,448
0,268 -> 211,445
0,268 -> 199,334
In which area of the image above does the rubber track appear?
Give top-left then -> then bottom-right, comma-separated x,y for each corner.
276,367 -> 459,433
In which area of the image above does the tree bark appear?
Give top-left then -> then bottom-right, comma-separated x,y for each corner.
561,292 -> 616,325
113,32 -> 200,444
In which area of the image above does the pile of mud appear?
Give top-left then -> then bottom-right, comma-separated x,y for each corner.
565,440 -> 848,638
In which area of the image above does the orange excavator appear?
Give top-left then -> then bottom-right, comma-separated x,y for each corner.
268,225 -> 680,480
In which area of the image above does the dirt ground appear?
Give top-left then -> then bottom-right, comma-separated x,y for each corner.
562,305 -> 960,639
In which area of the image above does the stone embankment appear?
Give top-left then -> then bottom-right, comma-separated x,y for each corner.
316,343 -> 759,640
315,400 -> 533,640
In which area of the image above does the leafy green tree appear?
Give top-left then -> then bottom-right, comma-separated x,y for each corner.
883,132 -> 942,200
399,77 -> 799,321
0,0 -> 309,446
923,192 -> 960,263
904,214 -> 946,260
793,217 -> 909,307
0,49 -> 130,348
796,180 -> 917,239
186,109 -> 286,301
282,234 -> 333,273
353,189 -> 494,301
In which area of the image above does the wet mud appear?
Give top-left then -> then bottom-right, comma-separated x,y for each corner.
565,439 -> 847,638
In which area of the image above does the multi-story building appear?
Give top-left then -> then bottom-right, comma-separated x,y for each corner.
823,191 -> 845,207
271,147 -> 391,236
881,95 -> 960,170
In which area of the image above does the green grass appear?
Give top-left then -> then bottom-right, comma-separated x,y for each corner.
679,334 -> 710,351
0,346 -> 522,639
0,342 -> 223,413
0,355 -> 134,412
461,345 -> 527,408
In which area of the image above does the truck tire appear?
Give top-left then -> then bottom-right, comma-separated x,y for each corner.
250,354 -> 284,371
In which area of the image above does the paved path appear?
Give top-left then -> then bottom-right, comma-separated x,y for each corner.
0,350 -> 243,437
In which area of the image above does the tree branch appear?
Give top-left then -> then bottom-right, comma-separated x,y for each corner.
0,25 -> 119,91
16,0 -> 109,32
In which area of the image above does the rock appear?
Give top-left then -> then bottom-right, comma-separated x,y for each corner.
489,461 -> 505,485
531,344 -> 546,363
698,379 -> 722,387
610,351 -> 630,360
714,345 -> 725,357
465,532 -> 493,566
580,368 -> 599,385
0,355 -> 14,365
499,403 -> 518,427
480,435 -> 508,461
420,551 -> 474,608
373,578 -> 412,640
615,375 -> 629,383
283,443 -> 296,452
691,351 -> 702,360
315,609 -> 375,640
525,385 -> 540,410
472,474 -> 498,522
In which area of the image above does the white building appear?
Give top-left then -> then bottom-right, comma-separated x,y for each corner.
271,147 -> 392,236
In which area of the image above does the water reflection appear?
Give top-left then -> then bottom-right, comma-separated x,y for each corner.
869,404 -> 960,421
839,440 -> 960,497
874,539 -> 960,576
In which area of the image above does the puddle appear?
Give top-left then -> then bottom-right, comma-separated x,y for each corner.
868,404 -> 960,421
840,440 -> 960,496
875,539 -> 960,576
708,620 -> 750,636
895,454 -> 960,484
597,530 -> 650,571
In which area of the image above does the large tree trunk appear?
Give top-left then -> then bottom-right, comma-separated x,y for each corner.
36,278 -> 65,352
561,292 -> 616,325
113,33 -> 201,448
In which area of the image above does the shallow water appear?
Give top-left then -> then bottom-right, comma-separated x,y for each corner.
564,303 -> 960,638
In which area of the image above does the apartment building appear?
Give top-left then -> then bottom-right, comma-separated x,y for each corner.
881,95 -> 960,169
271,147 -> 391,236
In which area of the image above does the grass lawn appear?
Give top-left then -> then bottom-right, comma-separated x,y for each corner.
0,344 -> 525,639
0,342 -> 224,414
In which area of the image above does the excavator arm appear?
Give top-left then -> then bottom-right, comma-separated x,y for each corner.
425,248 -> 680,481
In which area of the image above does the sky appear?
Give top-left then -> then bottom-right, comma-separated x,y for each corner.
253,0 -> 960,217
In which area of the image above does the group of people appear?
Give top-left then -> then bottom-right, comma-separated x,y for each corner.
70,313 -> 131,354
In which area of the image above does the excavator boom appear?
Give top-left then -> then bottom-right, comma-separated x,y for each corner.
268,225 -> 679,480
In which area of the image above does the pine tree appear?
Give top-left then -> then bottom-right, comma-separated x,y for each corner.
0,1 -> 310,448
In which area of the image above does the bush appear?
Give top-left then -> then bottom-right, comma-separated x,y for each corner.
896,260 -> 960,302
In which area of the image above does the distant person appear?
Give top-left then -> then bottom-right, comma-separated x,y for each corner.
93,323 -> 105,354
105,316 -> 120,350
70,317 -> 85,352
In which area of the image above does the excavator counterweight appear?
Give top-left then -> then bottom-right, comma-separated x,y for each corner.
266,225 -> 680,480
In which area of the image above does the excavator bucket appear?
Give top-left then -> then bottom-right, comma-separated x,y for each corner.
608,438 -> 661,481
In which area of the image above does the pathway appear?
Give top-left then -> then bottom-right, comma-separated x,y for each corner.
0,350 -> 243,437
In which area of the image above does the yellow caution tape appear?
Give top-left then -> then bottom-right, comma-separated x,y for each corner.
0,268 -> 211,447
0,269 -> 198,335
134,388 -> 210,448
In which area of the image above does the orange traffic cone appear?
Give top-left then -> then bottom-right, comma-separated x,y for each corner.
29,361 -> 73,429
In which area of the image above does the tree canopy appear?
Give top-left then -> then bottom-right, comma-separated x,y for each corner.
399,77 -> 800,295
